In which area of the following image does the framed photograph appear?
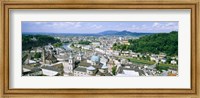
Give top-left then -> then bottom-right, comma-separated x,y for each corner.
1,0 -> 199,97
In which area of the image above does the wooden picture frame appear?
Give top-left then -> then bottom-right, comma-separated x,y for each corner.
0,0 -> 199,98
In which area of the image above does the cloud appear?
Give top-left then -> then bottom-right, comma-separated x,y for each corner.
165,22 -> 176,27
35,22 -> 83,29
90,24 -> 103,29
152,22 -> 162,28
151,22 -> 178,31
34,22 -> 43,25
74,22 -> 81,28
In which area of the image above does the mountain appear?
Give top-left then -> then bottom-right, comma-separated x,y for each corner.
98,30 -> 119,35
115,30 -> 136,35
98,30 -> 154,36
23,30 -> 155,37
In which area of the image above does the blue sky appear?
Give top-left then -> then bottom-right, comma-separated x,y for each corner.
22,21 -> 178,33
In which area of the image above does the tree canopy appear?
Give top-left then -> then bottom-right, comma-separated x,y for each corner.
22,35 -> 61,50
128,31 -> 178,56
112,31 -> 178,56
78,40 -> 91,45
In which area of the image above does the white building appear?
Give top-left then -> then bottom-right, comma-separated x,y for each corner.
113,51 -> 120,56
171,60 -> 177,65
82,45 -> 92,50
161,58 -> 167,63
74,66 -> 88,76
86,66 -> 97,76
95,48 -> 105,54
92,42 -> 101,47
150,55 -> 159,62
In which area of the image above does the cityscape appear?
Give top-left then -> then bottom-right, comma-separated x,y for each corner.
22,22 -> 178,76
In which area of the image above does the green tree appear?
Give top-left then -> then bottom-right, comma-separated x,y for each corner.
127,31 -> 178,56
22,35 -> 61,51
34,53 -> 41,58
112,66 -> 117,75
53,42 -> 63,47
78,40 -> 91,45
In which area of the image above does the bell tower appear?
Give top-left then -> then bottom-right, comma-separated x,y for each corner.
77,52 -> 82,61
68,52 -> 74,73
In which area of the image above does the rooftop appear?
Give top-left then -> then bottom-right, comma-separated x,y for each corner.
87,66 -> 96,70
74,66 -> 87,72
41,63 -> 63,72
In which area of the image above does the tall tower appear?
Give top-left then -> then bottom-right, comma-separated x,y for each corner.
68,53 -> 74,73
77,52 -> 82,61
69,53 -> 74,65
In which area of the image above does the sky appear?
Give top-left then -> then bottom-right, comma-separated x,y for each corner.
22,21 -> 178,34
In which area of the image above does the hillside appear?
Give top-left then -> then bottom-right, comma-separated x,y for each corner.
128,31 -> 178,56
22,35 -> 61,50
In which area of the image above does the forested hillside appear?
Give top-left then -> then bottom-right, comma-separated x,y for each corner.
22,35 -> 61,50
112,31 -> 178,56
128,31 -> 178,56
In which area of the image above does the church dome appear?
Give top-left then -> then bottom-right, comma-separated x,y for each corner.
91,55 -> 100,62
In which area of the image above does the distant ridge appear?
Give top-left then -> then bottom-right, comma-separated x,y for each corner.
98,30 -> 155,36
22,30 -> 157,37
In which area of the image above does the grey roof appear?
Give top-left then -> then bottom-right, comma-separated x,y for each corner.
31,67 -> 42,72
117,67 -> 124,74
96,71 -> 103,76
41,63 -> 63,72
96,71 -> 112,76
94,63 -> 103,69
78,60 -> 90,67
104,72 -> 113,76
74,66 -> 87,72
46,54 -> 57,61
23,63 -> 41,70
23,65 -> 35,70
135,70 -> 146,76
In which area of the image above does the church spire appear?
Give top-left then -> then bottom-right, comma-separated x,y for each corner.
77,51 -> 82,61
68,51 -> 74,73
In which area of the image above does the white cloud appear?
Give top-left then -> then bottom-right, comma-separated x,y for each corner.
34,22 -> 43,25
165,22 -> 176,27
41,22 -> 83,29
152,22 -> 161,27
74,22 -> 81,28
90,24 -> 103,29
